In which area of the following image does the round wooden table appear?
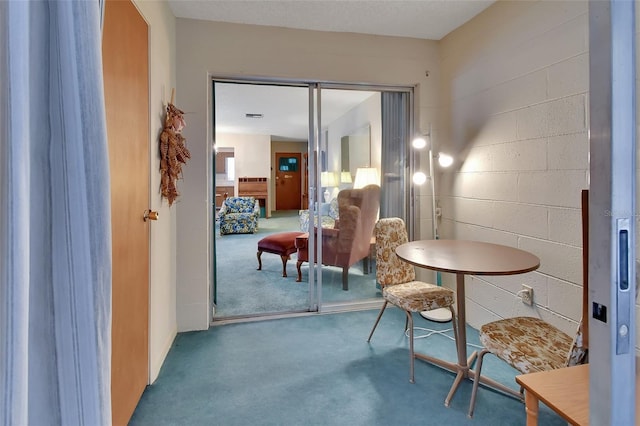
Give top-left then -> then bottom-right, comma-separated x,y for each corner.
396,239 -> 540,406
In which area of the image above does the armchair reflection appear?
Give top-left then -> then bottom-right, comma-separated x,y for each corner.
295,184 -> 380,291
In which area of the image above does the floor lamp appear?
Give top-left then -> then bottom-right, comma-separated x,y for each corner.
412,127 -> 454,323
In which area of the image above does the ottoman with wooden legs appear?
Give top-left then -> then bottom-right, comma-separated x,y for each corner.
257,231 -> 306,277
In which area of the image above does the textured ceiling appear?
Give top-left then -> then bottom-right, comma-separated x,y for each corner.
168,0 -> 495,41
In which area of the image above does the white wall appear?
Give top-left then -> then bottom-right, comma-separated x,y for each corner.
215,133 -> 272,198
133,0 -> 177,382
438,1 -> 589,335
175,19 -> 440,331
326,92 -> 382,176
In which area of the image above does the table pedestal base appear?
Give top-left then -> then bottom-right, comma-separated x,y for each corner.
414,349 -> 523,407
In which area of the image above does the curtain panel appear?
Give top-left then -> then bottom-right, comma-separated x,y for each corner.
0,1 -> 112,424
380,92 -> 410,220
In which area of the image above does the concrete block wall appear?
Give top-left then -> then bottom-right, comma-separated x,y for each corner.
437,0 -> 589,335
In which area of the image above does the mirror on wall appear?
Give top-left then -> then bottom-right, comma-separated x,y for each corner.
340,124 -> 371,179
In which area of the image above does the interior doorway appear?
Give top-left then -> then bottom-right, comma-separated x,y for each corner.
275,152 -> 302,210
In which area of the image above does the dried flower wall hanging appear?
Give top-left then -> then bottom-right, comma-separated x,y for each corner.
160,102 -> 190,206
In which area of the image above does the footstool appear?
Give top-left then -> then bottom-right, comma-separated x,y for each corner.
257,231 -> 306,277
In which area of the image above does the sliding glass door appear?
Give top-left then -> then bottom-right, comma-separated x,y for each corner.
211,79 -> 413,320
308,84 -> 413,312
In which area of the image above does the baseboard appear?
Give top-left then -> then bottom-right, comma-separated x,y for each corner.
210,300 -> 386,326
320,299 -> 384,313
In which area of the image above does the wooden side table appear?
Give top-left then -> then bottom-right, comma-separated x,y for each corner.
515,363 -> 640,426
516,365 -> 589,425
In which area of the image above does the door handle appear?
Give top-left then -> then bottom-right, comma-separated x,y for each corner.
143,209 -> 159,221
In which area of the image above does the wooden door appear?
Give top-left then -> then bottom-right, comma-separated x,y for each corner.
102,1 -> 150,425
275,152 -> 302,210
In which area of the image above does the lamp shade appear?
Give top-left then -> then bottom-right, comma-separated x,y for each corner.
353,167 -> 380,189
320,171 -> 339,187
340,171 -> 352,183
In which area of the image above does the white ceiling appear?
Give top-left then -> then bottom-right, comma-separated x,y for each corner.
168,0 -> 495,41
174,1 -> 496,141
215,83 -> 376,140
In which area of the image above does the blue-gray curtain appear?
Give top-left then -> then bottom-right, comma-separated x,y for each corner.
0,1 -> 112,424
380,92 -> 410,220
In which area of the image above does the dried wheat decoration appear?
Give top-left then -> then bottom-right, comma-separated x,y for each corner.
159,102 -> 190,205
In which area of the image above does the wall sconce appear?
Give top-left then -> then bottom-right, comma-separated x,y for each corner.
320,171 -> 339,203
353,167 -> 380,189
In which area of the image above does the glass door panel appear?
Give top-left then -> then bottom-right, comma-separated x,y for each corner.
316,86 -> 384,308
212,81 -> 313,319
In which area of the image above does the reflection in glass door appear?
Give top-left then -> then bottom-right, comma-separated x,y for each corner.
308,85 -> 412,311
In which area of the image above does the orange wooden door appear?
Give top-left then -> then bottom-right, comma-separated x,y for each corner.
102,1 -> 150,424
275,152 -> 302,210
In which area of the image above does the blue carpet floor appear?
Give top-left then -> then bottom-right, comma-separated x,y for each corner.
215,210 -> 379,318
130,308 -> 566,426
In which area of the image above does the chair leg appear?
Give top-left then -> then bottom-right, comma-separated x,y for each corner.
406,310 -> 415,384
362,256 -> 369,274
342,267 -> 348,291
279,255 -> 288,277
468,348 -> 490,418
367,301 -> 388,342
296,260 -> 303,282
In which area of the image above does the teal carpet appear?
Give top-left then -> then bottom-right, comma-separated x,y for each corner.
215,210 -> 380,318
131,308 -> 566,426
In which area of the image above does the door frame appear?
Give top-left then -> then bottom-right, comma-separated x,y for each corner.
274,152 -> 303,210
209,76 -> 415,320
588,1 -> 636,423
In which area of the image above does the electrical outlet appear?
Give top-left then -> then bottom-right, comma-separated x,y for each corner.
521,284 -> 533,306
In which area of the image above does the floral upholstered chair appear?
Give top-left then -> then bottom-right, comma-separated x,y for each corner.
298,197 -> 339,231
468,319 -> 587,417
219,196 -> 260,235
367,217 -> 459,384
467,189 -> 590,418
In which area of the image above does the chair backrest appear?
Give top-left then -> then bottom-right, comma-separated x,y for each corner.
223,196 -> 256,213
374,217 -> 416,287
565,320 -> 587,367
334,184 -> 380,265
565,189 -> 590,366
